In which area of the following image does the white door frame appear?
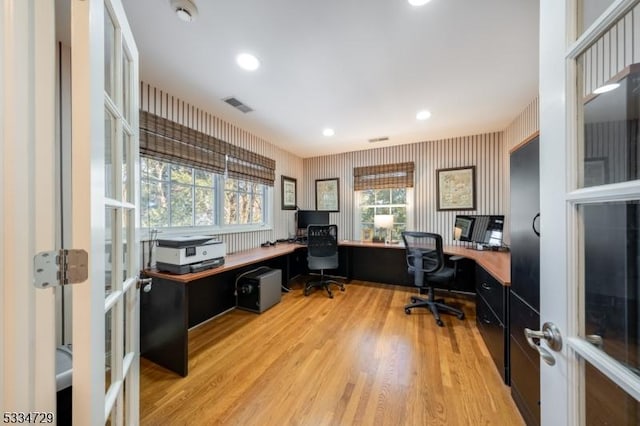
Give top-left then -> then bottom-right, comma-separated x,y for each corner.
540,0 -> 640,424
1,0 -> 56,414
70,0 -> 140,423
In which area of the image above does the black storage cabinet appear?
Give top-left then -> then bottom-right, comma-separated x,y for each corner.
509,137 -> 541,426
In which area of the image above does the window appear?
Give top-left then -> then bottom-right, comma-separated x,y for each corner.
224,179 -> 264,225
353,162 -> 415,242
141,157 -> 269,230
356,187 -> 412,242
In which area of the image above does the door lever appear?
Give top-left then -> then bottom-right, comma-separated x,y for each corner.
585,334 -> 603,349
524,322 -> 563,366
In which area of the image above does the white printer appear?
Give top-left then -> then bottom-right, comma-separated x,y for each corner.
155,236 -> 226,274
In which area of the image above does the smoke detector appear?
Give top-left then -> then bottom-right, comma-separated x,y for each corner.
170,0 -> 198,23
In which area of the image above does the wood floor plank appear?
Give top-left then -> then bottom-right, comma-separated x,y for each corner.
140,280 -> 524,425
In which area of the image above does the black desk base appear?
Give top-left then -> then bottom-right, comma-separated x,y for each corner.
141,244 -> 476,376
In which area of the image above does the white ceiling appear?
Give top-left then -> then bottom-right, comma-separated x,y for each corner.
121,0 -> 539,158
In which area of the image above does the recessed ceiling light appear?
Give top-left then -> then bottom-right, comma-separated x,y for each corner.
593,83 -> 620,94
236,53 -> 260,71
323,128 -> 335,137
416,110 -> 432,120
408,0 -> 432,6
170,0 -> 198,22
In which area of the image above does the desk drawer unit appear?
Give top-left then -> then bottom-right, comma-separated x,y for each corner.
509,291 -> 540,426
476,265 -> 505,319
475,264 -> 509,384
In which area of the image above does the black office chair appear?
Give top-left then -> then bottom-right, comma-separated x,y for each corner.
402,231 -> 465,326
304,224 -> 345,298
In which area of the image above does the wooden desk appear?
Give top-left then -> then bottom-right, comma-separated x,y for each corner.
339,240 -> 510,289
141,241 -> 510,377
141,243 -> 305,376
144,243 -> 303,283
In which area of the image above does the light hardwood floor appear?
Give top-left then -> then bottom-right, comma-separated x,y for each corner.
140,280 -> 524,425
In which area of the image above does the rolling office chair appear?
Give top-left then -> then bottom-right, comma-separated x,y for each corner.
402,231 -> 465,327
305,224 -> 345,298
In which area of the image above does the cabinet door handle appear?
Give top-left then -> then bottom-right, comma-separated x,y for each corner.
532,212 -> 541,237
481,282 -> 492,291
482,317 -> 492,325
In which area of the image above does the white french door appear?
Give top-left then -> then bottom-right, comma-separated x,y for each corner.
70,0 -> 139,424
540,0 -> 640,424
1,0 -> 56,416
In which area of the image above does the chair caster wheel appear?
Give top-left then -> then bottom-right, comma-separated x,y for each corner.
410,297 -> 418,303
340,286 -> 345,292
303,289 -> 309,296
436,319 -> 444,327
457,313 -> 465,320
405,308 -> 411,315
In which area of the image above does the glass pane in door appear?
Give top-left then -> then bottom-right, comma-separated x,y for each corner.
122,209 -> 130,281
578,0 -> 617,35
105,207 -> 114,297
104,9 -> 116,97
105,110 -> 115,199
580,201 -> 639,374
122,130 -> 130,203
105,308 -> 113,393
585,362 -> 640,425
122,52 -> 131,122
581,61 -> 640,188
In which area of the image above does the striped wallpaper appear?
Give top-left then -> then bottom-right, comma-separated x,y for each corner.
584,120 -> 639,185
581,4 -> 640,97
140,82 -> 541,254
302,133 -> 505,245
140,82 -> 304,254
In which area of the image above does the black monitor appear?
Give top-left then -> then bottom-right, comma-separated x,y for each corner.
296,210 -> 330,231
454,215 -> 505,247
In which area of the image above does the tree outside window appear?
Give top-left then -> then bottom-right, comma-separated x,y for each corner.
141,157 -> 266,229
359,188 -> 408,242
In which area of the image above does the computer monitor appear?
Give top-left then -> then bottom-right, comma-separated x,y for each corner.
296,210 -> 330,231
454,215 -> 505,247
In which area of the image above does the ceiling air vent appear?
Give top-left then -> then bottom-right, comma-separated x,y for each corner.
223,97 -> 253,113
368,136 -> 389,143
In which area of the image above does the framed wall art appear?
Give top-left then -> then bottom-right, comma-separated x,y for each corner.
281,175 -> 297,210
436,166 -> 476,211
315,178 -> 340,212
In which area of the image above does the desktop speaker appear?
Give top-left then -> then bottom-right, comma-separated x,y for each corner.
236,268 -> 282,313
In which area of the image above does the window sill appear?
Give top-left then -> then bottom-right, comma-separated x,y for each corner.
140,224 -> 273,241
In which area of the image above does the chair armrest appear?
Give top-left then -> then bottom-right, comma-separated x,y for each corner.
449,255 -> 465,262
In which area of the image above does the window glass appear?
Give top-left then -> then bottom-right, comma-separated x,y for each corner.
580,62 -> 640,188
105,110 -> 114,199
194,187 -> 214,226
357,188 -> 409,242
223,178 -> 266,225
578,0 -> 616,35
140,157 -> 267,229
169,184 -> 193,227
581,201 -> 640,375
104,10 -> 115,98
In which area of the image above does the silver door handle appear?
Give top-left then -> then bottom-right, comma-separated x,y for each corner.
137,277 -> 152,292
585,334 -> 603,349
524,322 -> 563,366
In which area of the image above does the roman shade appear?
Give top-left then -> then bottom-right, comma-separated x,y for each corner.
139,110 -> 276,186
353,162 -> 415,190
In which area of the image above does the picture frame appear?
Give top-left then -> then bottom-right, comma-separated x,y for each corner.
436,166 -> 476,211
315,178 -> 340,212
281,175 -> 297,210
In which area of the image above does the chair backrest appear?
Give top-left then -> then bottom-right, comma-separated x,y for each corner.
307,224 -> 339,270
401,231 -> 445,275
